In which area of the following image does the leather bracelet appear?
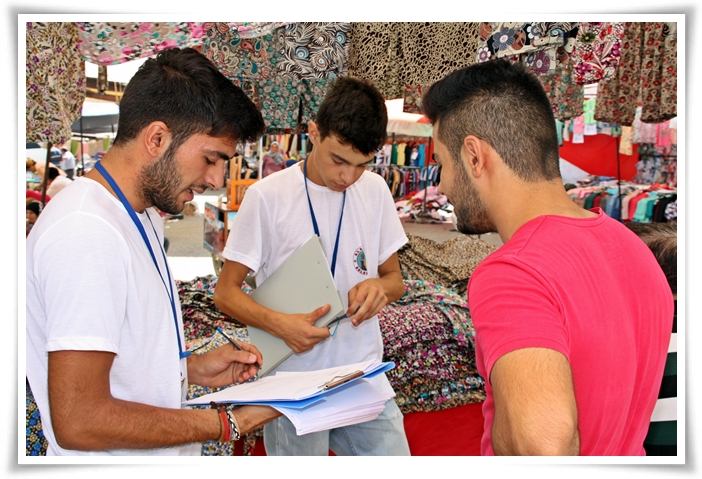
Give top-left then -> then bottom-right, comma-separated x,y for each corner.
211,401 -> 240,442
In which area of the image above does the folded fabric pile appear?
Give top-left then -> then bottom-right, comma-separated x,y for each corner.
398,233 -> 498,292
380,280 -> 485,414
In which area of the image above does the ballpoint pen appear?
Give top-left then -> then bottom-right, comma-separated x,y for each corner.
216,327 -> 262,370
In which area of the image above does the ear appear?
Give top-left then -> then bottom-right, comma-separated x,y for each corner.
307,122 -> 320,145
461,135 -> 486,178
142,121 -> 171,160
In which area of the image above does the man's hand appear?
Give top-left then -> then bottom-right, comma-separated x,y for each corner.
345,252 -> 405,327
188,342 -> 264,388
346,278 -> 390,326
274,304 -> 332,354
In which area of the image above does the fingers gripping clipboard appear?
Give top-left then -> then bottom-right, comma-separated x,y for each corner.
247,236 -> 345,376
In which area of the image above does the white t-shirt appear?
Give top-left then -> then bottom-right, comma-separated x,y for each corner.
223,165 -> 407,395
46,175 -> 73,199
26,177 -> 198,456
61,151 -> 76,170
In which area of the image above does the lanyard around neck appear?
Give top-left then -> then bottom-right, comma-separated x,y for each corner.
303,157 -> 346,277
94,161 -> 190,360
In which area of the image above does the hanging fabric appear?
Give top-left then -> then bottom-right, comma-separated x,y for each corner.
26,21 -> 85,146
76,22 -> 206,66
275,23 -> 351,80
571,22 -> 625,85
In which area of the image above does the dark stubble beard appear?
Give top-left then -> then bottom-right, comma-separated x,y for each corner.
451,162 -> 496,236
136,144 -> 185,215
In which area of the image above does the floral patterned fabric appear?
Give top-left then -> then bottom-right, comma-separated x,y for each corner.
571,22 -> 625,85
201,22 -> 275,80
538,61 -> 585,121
380,280 -> 485,414
26,21 -> 86,146
26,379 -> 48,456
595,22 -> 677,126
76,22 -> 206,66
477,22 -> 580,76
275,23 -> 350,80
640,22 -> 677,124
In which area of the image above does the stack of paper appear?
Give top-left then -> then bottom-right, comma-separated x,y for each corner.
183,360 -> 395,435
275,378 -> 394,436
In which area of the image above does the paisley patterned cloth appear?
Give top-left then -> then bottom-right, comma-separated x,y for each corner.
275,23 -> 350,80
571,22 -> 625,85
26,21 -> 86,146
76,22 -> 207,66
201,22 -> 275,80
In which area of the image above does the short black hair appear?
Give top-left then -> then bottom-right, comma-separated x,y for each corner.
315,76 -> 387,156
422,60 -> 560,182
626,222 -> 677,295
113,47 -> 265,151
48,168 -> 60,180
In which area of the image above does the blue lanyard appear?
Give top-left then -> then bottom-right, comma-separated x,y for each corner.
303,158 -> 346,277
94,161 -> 190,360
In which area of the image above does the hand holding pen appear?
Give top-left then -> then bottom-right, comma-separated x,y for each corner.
216,327 -> 262,370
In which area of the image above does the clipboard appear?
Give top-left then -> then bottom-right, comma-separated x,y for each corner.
247,235 -> 346,376
182,360 -> 395,407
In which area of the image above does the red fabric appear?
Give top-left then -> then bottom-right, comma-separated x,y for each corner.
469,208 -> 674,455
26,189 -> 50,203
233,402 -> 485,456
559,134 -> 639,181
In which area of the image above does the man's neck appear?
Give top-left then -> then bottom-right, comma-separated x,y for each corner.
85,151 -> 149,213
301,151 -> 326,187
492,178 -> 597,243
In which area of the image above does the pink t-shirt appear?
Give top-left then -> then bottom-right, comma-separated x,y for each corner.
469,208 -> 673,455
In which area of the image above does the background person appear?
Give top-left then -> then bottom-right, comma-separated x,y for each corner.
421,60 -> 673,455
260,141 -> 287,177
214,76 -> 411,456
626,222 -> 678,456
45,167 -> 73,199
60,147 -> 77,179
26,47 -> 280,456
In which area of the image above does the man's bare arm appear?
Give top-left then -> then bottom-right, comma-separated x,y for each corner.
48,350 -> 280,451
490,347 -> 580,456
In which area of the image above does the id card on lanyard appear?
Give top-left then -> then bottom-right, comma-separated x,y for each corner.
95,162 -> 190,402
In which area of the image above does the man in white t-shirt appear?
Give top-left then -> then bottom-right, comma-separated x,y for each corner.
26,47 -> 281,456
60,147 -> 76,179
214,77 -> 411,456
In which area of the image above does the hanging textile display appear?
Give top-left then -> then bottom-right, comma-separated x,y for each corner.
76,22 -> 206,66
347,22 -> 402,100
538,60 -> 585,121
201,22 -> 275,80
275,22 -> 351,80
477,22 -> 580,76
595,22 -> 677,125
26,21 -> 85,146
640,22 -> 677,124
571,22 -> 625,85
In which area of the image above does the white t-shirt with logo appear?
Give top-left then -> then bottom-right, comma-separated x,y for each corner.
26,177 -> 197,456
223,165 -> 407,395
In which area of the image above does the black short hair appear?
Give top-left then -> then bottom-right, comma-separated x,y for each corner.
422,60 -> 560,182
113,47 -> 265,151
315,76 -> 387,156
626,222 -> 677,294
48,168 -> 60,180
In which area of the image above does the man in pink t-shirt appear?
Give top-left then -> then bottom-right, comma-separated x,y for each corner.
421,60 -> 673,456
